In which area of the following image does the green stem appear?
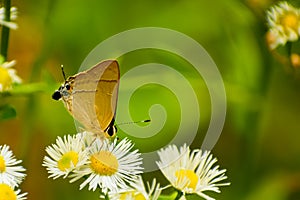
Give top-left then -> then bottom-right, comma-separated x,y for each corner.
174,191 -> 183,200
1,0 -> 11,61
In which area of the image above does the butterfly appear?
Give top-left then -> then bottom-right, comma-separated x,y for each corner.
52,60 -> 120,139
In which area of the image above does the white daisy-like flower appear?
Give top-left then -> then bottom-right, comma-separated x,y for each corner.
0,6 -> 18,29
0,183 -> 27,200
0,59 -> 22,92
109,175 -> 161,200
43,133 -> 89,179
266,2 -> 300,49
0,145 -> 26,188
156,144 -> 230,200
69,137 -> 143,194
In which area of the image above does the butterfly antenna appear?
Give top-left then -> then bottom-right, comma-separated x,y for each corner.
117,119 -> 151,126
61,65 -> 67,81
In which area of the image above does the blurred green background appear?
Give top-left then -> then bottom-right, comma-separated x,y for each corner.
1,0 -> 300,199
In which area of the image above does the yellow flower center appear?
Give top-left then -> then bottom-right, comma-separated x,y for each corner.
120,191 -> 146,200
90,150 -> 118,176
0,66 -> 12,91
0,156 -> 6,172
281,12 -> 299,31
0,184 -> 17,200
175,169 -> 198,190
57,151 -> 79,171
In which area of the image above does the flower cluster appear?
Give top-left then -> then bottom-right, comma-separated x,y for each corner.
43,132 -> 229,199
0,145 -> 27,200
43,132 -> 143,195
266,2 -> 300,50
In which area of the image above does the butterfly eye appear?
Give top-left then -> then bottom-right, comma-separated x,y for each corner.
66,84 -> 71,90
52,91 -> 62,100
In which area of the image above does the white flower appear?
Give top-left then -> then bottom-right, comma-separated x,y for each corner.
69,138 -> 143,193
156,144 -> 230,200
0,6 -> 18,29
266,2 -> 300,49
0,59 -> 22,92
109,175 -> 161,200
0,145 -> 26,188
0,183 -> 27,200
43,133 -> 89,179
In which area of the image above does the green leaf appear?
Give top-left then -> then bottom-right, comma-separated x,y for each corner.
0,104 -> 17,121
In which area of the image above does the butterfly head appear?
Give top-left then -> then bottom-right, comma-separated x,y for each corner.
52,80 -> 73,101
52,64 -> 74,101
